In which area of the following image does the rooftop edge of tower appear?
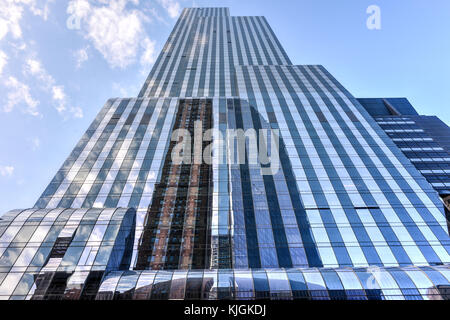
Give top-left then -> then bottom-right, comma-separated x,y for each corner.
181,7 -> 230,17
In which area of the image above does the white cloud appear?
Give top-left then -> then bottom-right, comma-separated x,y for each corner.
51,85 -> 69,115
21,57 -> 83,119
24,58 -> 54,86
52,85 -> 66,113
52,85 -> 65,101
70,106 -> 83,118
67,0 -> 158,69
3,76 -> 40,116
86,1 -> 143,68
74,46 -> 89,68
10,41 -> 27,51
143,6 -> 170,26
0,1 -> 24,40
0,50 -> 7,74
67,0 -> 91,20
52,86 -> 84,119
112,81 -> 140,97
26,58 -> 41,75
29,0 -> 55,21
0,0 -> 54,40
31,137 -> 40,150
0,165 -> 14,177
140,37 -> 156,68
157,0 -> 181,19
0,1 -> 85,121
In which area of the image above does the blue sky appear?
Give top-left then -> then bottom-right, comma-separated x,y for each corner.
0,0 -> 449,213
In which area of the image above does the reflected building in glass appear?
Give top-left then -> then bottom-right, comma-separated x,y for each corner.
0,7 -> 449,300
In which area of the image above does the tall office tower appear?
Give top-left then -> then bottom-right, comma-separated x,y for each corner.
1,8 -> 450,300
358,98 -> 450,231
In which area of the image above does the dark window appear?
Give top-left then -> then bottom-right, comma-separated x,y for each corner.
346,110 -> 359,122
49,236 -> 73,258
315,111 -> 327,122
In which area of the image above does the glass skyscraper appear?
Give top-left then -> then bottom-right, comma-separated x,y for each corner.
0,7 -> 449,300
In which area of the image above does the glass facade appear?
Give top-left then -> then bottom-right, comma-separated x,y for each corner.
0,208 -> 135,299
0,7 -> 449,300
94,266 -> 450,301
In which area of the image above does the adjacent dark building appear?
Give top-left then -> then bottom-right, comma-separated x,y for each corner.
358,98 -> 450,230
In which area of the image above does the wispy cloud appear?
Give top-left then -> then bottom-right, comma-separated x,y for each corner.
28,0 -> 55,21
52,85 -> 83,119
112,81 -> 141,97
25,58 -> 54,85
30,137 -> 40,150
66,0 -> 91,22
70,106 -> 83,118
23,57 -> 83,119
67,0 -> 157,69
0,0 -> 54,40
0,0 -> 25,40
143,6 -> 170,26
140,37 -> 156,69
157,0 -> 181,19
74,46 -> 89,68
0,50 -> 7,74
52,85 -> 66,113
3,76 -> 40,116
0,165 -> 14,177
52,85 -> 65,101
